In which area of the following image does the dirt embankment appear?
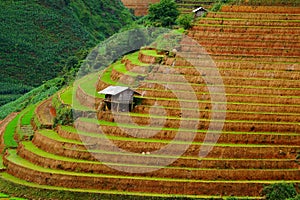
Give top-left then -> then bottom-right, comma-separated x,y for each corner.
4,156 -> 266,197
221,5 -> 300,14
16,143 -> 300,181
34,98 -> 54,129
31,122 -> 298,160
17,139 -> 299,171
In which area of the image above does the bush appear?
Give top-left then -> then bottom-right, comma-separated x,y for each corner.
262,183 -> 297,200
148,0 -> 180,27
176,14 -> 194,29
52,94 -> 73,127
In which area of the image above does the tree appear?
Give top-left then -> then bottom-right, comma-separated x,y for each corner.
262,183 -> 297,200
148,0 -> 179,27
176,13 -> 194,29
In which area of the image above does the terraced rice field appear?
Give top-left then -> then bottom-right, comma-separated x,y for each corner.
1,5 -> 300,199
121,0 -> 219,15
120,0 -> 160,16
175,0 -> 218,13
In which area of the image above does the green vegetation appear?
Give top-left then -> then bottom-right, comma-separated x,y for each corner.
3,115 -> 19,149
176,13 -> 194,29
262,183 -> 299,200
0,78 -> 64,120
1,1 -> 299,199
20,106 -> 35,126
52,94 -> 73,127
148,0 -> 180,27
0,82 -> 33,107
15,105 -> 36,141
60,87 -> 73,105
0,0 -> 134,105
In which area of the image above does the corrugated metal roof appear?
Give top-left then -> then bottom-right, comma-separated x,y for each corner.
98,86 -> 130,95
193,7 -> 207,13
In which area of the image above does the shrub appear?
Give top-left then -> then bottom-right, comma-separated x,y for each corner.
176,14 -> 194,30
52,94 -> 73,127
3,114 -> 19,149
262,183 -> 297,200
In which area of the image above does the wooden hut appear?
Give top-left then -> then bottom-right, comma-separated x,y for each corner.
98,86 -> 140,112
193,7 -> 208,17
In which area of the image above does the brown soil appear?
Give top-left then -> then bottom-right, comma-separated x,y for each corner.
207,12 -> 300,20
34,128 -> 299,161
4,156 -> 267,197
17,143 -> 300,181
35,98 -> 54,128
76,85 -> 101,109
221,5 -> 300,14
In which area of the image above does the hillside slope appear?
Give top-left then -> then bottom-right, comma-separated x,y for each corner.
0,0 -> 134,106
0,4 -> 299,199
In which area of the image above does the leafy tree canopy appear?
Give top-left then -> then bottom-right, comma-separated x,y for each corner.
262,183 -> 298,200
148,0 -> 180,27
176,13 -> 194,29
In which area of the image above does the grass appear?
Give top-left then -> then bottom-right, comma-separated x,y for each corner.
60,87 -> 73,105
77,72 -> 103,98
38,129 -> 82,145
20,105 -> 35,126
0,157 -> 5,171
112,60 -> 145,77
3,114 -> 20,148
100,66 -> 118,85
14,105 -> 36,141
0,192 -> 9,198
124,52 -> 149,66
59,87 -> 93,111
140,50 -> 164,57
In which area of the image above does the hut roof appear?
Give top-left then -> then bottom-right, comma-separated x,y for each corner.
192,7 -> 207,13
98,86 -> 140,96
98,86 -> 130,95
